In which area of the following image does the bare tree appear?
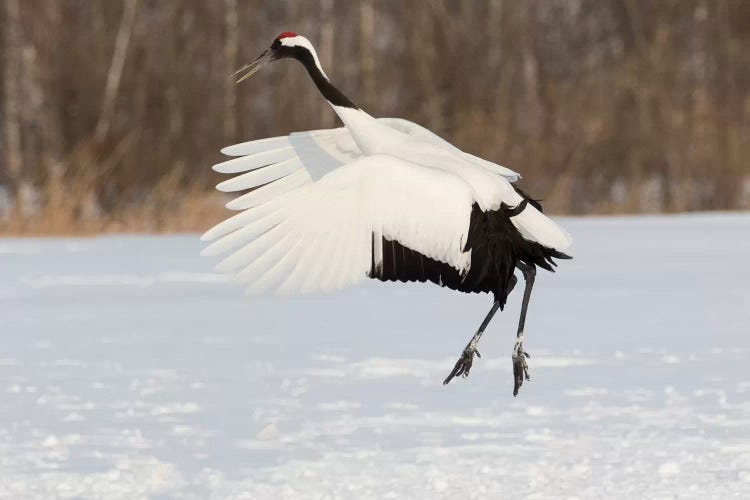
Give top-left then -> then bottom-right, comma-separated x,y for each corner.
3,0 -> 22,203
359,0 -> 375,111
1,0 -> 749,233
95,0 -> 138,142
223,0 -> 239,141
318,0 -> 335,128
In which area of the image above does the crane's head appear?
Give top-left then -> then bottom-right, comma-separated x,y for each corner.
235,32 -> 328,83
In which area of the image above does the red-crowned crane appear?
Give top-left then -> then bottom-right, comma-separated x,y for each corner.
202,32 -> 572,396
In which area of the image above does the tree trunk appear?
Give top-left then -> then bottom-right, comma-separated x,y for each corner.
3,0 -> 22,195
223,0 -> 238,141
95,0 -> 138,142
318,0 -> 335,127
359,0 -> 375,111
521,0 -> 542,141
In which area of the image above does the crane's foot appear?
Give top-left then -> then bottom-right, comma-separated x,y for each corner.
443,345 -> 481,385
512,338 -> 531,396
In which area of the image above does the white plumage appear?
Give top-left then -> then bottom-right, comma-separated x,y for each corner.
209,155 -> 474,295
203,151 -> 475,294
203,31 -> 574,395
203,117 -> 571,295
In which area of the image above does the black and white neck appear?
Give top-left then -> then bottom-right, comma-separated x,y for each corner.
272,33 -> 404,154
275,34 -> 358,110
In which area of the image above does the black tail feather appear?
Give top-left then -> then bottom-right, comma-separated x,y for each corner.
512,185 -> 544,213
369,198 -> 570,308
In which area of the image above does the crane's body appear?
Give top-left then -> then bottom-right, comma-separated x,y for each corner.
203,32 -> 572,395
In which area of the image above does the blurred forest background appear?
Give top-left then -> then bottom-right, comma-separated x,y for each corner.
1,0 -> 749,234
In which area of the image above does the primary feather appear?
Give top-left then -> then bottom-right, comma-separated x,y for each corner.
204,154 -> 474,295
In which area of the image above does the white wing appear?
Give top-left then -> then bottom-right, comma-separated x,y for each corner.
210,129 -> 358,212
213,117 -> 569,255
377,118 -> 520,182
219,117 -> 519,183
202,155 -> 474,295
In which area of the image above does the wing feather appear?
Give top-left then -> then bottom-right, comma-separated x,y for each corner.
201,211 -> 281,257
215,223 -> 284,273
203,155 -> 475,295
200,201 -> 282,242
216,158 -> 303,192
225,169 -> 311,211
212,147 -> 297,174
252,232 -> 310,294
214,117 -> 518,191
377,117 -> 521,182
235,227 -> 297,284
278,233 -> 325,294
220,136 -> 291,157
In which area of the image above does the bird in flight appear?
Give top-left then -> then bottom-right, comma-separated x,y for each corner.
202,32 -> 572,396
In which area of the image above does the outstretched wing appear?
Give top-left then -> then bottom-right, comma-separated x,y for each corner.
202,155 -> 475,295
212,117 -> 568,258
217,117 -> 519,192
377,118 -> 520,182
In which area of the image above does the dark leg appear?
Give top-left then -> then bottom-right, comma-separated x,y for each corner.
443,300 -> 501,385
512,262 -> 536,396
443,275 -> 517,385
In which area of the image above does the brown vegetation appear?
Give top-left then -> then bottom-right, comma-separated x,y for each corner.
1,0 -> 749,235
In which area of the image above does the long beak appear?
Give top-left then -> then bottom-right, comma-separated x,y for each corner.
234,49 -> 273,84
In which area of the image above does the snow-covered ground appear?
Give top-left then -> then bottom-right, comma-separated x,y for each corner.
1,213 -> 749,499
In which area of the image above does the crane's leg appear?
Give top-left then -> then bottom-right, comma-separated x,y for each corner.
443,300 -> 501,385
512,262 -> 536,396
443,275 -> 517,385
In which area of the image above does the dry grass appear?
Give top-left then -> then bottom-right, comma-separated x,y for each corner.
2,149 -> 748,237
3,178 -> 748,238
0,183 -> 228,237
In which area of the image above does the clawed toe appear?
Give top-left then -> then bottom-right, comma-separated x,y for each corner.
512,347 -> 531,396
443,346 -> 480,385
